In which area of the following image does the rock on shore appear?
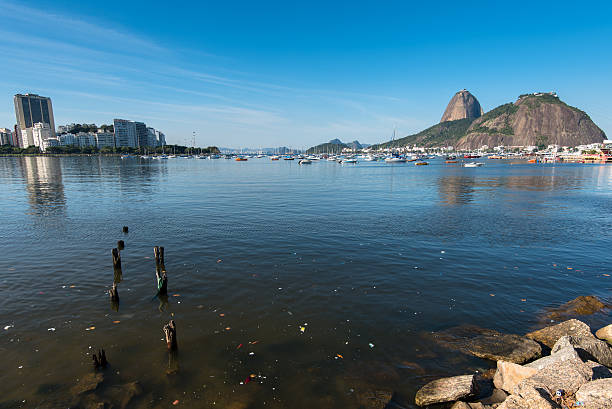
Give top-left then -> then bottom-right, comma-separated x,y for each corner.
526,319 -> 593,348
434,325 -> 542,364
414,375 -> 476,406
417,317 -> 612,409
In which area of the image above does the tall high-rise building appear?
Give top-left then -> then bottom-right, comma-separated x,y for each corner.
114,119 -> 149,148
0,128 -> 13,145
14,94 -> 56,147
135,122 -> 148,148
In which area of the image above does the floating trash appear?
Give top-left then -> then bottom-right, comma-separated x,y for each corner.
4,325 -> 13,330
47,328 -> 55,331
299,326 -> 306,333
85,326 -> 96,331
368,343 -> 375,348
172,400 -> 180,405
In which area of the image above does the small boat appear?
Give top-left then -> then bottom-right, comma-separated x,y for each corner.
385,157 -> 406,163
342,159 -> 357,164
363,155 -> 377,162
298,159 -> 312,165
283,157 -> 294,161
270,156 -> 280,161
235,157 -> 248,161
528,158 -> 538,163
445,156 -> 457,160
415,161 -> 429,166
463,162 -> 484,167
445,160 -> 458,164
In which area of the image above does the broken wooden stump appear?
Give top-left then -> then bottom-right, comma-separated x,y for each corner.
153,246 -> 165,266
109,283 -> 119,311
163,320 -> 177,351
112,248 -> 121,270
117,240 -> 125,251
92,349 -> 108,369
122,226 -> 128,233
156,266 -> 168,296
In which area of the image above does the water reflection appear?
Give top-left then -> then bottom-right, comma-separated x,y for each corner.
438,176 -> 477,205
19,156 -> 65,216
438,169 -> 586,205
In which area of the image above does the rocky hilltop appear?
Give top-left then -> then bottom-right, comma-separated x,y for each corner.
371,91 -> 606,150
455,93 -> 606,149
440,89 -> 484,122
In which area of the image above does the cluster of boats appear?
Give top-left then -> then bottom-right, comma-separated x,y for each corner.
122,152 -> 486,167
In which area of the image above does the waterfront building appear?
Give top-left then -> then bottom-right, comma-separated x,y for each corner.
14,94 -> 56,148
95,132 -> 115,148
156,130 -> 166,146
32,122 -> 52,150
114,119 -> 147,148
113,119 -> 137,148
58,133 -> 76,146
147,127 -> 158,147
0,128 -> 13,145
76,132 -> 95,147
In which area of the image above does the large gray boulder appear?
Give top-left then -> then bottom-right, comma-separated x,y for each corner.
586,360 -> 612,379
434,326 -> 542,364
596,324 -> 612,346
493,361 -> 538,393
415,375 -> 476,406
526,319 -> 593,348
575,378 -> 612,408
515,355 -> 592,404
525,345 -> 582,371
552,335 -> 612,368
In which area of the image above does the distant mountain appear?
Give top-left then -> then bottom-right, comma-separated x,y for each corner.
440,89 -> 483,122
371,91 -> 606,149
306,139 -> 368,154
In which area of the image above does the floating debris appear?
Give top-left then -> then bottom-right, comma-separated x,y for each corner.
113,321 -> 120,324
85,326 -> 96,331
336,354 -> 343,359
172,399 -> 180,405
4,324 -> 13,330
47,328 -> 56,331
369,343 -> 375,348
299,326 -> 306,333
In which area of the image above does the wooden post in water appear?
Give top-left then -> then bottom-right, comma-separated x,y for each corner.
122,226 -> 129,233
156,266 -> 168,296
92,349 -> 108,369
109,282 -> 119,301
154,246 -> 165,265
154,246 -> 167,295
112,248 -> 121,270
117,240 -> 125,251
164,320 -> 177,351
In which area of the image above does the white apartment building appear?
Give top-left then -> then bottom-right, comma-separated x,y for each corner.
95,132 -> 115,148
32,122 -> 52,150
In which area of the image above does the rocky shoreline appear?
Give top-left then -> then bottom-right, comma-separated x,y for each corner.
410,296 -> 612,409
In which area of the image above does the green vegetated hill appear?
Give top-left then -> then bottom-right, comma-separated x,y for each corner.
306,139 -> 367,154
368,92 -> 606,150
370,118 -> 473,149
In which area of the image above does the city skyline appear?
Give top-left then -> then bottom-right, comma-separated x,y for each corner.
0,0 -> 611,148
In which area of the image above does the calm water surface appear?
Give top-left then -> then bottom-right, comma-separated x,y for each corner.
1,156 -> 611,408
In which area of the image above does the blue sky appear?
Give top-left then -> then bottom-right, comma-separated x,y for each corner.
0,0 -> 610,148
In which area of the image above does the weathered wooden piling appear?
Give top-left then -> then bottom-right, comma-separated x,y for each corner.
164,320 -> 177,351
92,349 -> 108,369
117,240 -> 125,251
112,248 -> 121,270
154,246 -> 165,265
109,283 -> 119,301
122,226 -> 129,233
156,266 -> 168,295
